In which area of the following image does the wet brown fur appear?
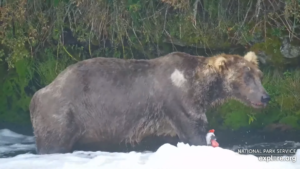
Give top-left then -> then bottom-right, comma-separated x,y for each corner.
29,51 -> 269,154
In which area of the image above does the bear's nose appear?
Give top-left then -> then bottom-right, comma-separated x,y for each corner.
261,94 -> 270,103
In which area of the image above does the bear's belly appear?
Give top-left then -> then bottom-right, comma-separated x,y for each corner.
73,119 -> 178,152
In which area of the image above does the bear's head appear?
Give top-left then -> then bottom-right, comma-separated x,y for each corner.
206,51 -> 270,109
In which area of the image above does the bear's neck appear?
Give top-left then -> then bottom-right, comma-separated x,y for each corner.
192,73 -> 230,109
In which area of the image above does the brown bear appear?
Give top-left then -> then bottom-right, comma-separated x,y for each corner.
29,51 -> 270,154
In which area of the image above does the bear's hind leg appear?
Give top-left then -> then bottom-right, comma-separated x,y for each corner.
35,131 -> 76,154
33,108 -> 81,154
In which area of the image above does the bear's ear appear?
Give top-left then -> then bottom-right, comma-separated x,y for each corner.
207,56 -> 228,73
244,51 -> 258,66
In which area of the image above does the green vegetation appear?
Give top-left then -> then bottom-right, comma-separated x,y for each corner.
0,0 -> 300,131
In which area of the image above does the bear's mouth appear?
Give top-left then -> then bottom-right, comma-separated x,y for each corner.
234,97 -> 267,109
250,102 -> 266,108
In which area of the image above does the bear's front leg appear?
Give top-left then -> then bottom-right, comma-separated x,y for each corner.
174,116 -> 207,146
166,104 -> 208,146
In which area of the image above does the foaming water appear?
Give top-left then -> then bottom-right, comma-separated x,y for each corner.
0,129 -> 35,157
0,129 -> 300,169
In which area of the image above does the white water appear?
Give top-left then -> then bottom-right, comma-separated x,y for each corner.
0,129 -> 300,169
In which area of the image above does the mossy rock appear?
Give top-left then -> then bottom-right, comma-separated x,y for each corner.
251,37 -> 300,69
279,115 -> 300,129
251,110 -> 285,127
251,37 -> 285,68
222,111 -> 249,130
275,95 -> 298,112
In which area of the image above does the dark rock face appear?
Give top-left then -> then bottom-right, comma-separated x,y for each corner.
29,51 -> 269,154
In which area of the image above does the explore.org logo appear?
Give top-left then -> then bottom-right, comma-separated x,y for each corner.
258,155 -> 297,163
237,148 -> 297,163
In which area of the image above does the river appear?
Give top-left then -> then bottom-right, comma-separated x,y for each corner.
0,128 -> 299,169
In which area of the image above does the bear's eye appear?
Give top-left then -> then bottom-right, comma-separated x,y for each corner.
243,71 -> 253,84
260,75 -> 263,81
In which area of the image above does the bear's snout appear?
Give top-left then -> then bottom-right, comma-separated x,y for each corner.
260,94 -> 270,104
